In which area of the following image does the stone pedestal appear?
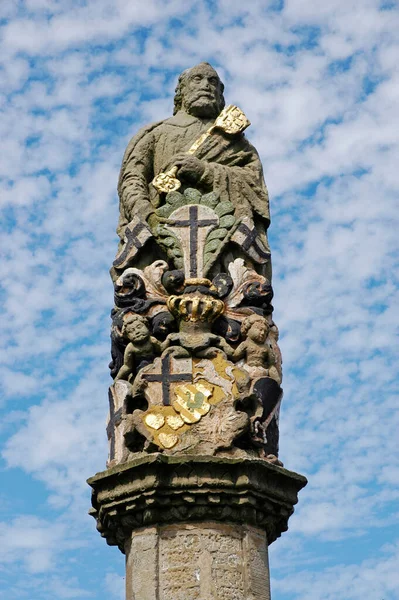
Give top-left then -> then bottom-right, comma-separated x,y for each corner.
88,454 -> 306,600
126,523 -> 269,600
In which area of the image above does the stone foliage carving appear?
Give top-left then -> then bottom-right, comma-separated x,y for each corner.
106,62 -> 284,469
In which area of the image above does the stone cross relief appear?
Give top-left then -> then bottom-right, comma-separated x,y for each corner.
230,216 -> 271,264
165,204 -> 218,278
113,216 -> 153,270
141,354 -> 193,406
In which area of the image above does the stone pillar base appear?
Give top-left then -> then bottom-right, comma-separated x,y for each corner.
126,522 -> 270,600
88,454 -> 306,599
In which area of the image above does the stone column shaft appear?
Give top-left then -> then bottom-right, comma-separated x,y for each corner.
126,522 -> 270,600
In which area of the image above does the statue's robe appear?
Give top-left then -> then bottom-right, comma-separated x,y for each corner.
117,110 -> 271,277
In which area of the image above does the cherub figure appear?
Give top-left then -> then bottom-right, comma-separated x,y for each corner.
234,314 -> 280,383
115,314 -> 166,382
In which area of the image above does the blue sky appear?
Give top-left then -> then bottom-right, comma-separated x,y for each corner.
0,1 -> 398,598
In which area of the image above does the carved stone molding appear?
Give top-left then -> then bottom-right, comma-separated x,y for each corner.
88,454 -> 307,553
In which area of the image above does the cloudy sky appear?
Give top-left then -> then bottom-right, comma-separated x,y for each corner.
0,1 -> 398,598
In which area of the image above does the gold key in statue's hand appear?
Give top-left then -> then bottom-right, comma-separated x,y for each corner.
151,105 -> 250,194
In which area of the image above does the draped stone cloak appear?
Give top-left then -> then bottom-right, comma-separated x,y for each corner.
117,111 -> 271,277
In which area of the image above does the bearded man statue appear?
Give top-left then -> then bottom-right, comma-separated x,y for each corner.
116,62 -> 271,280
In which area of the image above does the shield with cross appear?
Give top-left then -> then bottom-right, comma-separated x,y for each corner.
165,204 -> 219,279
113,215 -> 153,270
130,350 -> 252,451
230,216 -> 270,264
106,380 -> 131,467
136,351 -> 214,449
141,352 -> 194,407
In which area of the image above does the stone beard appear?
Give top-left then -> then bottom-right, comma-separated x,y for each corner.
107,62 -> 283,467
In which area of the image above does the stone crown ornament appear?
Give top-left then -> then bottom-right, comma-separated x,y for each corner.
167,292 -> 224,323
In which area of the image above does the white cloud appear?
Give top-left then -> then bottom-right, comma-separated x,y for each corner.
0,1 -> 398,598
0,515 -> 80,574
105,572 -> 125,600
272,539 -> 399,600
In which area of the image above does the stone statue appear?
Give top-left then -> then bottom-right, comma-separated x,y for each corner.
234,314 -> 281,384
115,314 -> 165,382
106,62 -> 283,467
90,66 -> 308,600
115,62 -> 271,280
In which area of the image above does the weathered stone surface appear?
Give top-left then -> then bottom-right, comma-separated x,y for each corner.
90,62 -> 309,599
125,522 -> 270,600
125,526 -> 158,600
116,64 -> 271,278
88,454 -> 307,553
105,63 -> 285,460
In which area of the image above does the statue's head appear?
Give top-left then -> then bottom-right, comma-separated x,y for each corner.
241,314 -> 270,344
173,62 -> 225,118
122,313 -> 150,343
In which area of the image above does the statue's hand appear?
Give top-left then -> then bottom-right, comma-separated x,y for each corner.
174,154 -> 206,183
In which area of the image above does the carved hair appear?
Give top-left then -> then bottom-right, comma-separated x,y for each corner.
173,62 -> 225,115
241,313 -> 269,337
121,313 -> 149,336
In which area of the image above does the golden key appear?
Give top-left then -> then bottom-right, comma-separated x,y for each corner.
151,105 -> 251,194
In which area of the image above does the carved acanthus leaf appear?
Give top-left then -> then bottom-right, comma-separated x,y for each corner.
226,258 -> 268,308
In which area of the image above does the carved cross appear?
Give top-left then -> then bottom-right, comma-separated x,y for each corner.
231,218 -> 271,264
113,217 -> 153,269
165,204 -> 218,278
142,354 -> 193,406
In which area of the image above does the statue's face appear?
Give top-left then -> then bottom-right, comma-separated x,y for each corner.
182,64 -> 223,118
248,320 -> 268,343
125,320 -> 149,343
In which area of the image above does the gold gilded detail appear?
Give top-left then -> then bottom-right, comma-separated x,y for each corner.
152,105 -> 250,193
144,413 -> 165,430
151,166 -> 180,193
184,278 -> 212,287
139,356 -> 246,451
213,104 -> 251,135
167,294 -> 224,323
158,433 -> 179,448
173,383 -> 212,424
166,415 -> 185,430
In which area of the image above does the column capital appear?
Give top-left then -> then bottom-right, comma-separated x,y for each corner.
88,454 -> 307,553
